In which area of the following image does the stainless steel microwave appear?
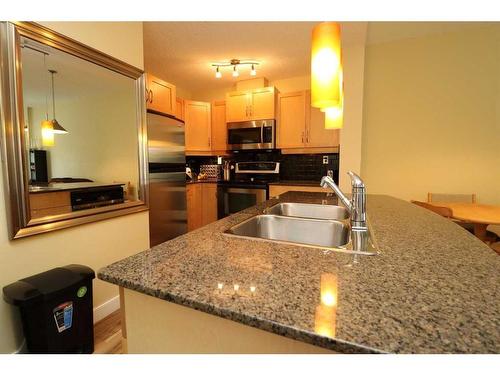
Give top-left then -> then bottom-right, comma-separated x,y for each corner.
227,119 -> 275,150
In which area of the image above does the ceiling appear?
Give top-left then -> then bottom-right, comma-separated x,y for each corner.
144,21 -> 495,95
143,22 -> 367,94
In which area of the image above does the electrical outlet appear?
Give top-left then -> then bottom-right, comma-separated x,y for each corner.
322,155 -> 329,164
217,156 -> 222,165
321,199 -> 328,205
327,170 -> 334,178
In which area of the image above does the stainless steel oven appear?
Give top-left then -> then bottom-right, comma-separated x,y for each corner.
227,119 -> 275,150
217,161 -> 280,218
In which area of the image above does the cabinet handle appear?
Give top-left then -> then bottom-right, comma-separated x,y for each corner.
145,88 -> 150,102
301,131 -> 304,143
208,137 -> 211,147
306,129 -> 309,143
149,89 -> 153,103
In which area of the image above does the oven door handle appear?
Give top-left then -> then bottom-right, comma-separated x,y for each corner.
260,122 -> 264,143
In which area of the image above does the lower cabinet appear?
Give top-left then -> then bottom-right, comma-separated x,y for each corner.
187,183 -> 218,231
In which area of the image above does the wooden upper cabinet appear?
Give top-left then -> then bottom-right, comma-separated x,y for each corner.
211,100 -> 227,152
226,91 -> 249,122
277,90 -> 339,151
226,87 -> 276,122
277,91 -> 307,149
175,97 -> 185,121
185,100 -> 211,152
146,74 -> 176,116
250,87 -> 276,120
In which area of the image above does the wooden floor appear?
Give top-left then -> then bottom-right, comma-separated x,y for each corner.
94,310 -> 123,354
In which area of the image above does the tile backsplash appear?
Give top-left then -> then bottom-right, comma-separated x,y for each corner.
187,151 -> 339,183
279,153 -> 339,182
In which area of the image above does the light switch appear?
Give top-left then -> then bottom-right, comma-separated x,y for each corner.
217,156 -> 222,165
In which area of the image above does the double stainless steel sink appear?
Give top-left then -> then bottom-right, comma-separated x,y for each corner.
225,202 -> 379,255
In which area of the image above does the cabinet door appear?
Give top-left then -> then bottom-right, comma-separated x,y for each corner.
226,91 -> 250,122
187,184 -> 203,231
175,97 -> 185,121
306,91 -> 340,148
277,91 -> 307,149
211,100 -> 227,152
185,100 -> 211,152
201,183 -> 218,226
250,87 -> 276,120
147,74 -> 176,115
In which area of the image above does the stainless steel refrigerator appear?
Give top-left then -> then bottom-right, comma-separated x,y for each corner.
147,111 -> 187,246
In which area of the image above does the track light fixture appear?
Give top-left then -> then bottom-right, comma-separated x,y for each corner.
232,65 -> 239,77
212,59 -> 259,79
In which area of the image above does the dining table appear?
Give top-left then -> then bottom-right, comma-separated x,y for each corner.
427,202 -> 500,242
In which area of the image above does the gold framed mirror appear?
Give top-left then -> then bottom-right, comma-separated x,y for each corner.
0,22 -> 149,239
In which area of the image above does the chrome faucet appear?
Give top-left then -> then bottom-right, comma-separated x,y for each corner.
320,171 -> 367,230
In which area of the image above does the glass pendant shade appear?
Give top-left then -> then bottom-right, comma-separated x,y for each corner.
41,120 -> 54,147
250,64 -> 256,76
232,66 -> 239,77
323,65 -> 343,129
311,22 -> 343,111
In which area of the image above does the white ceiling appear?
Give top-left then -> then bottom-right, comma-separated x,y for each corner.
143,22 -> 367,94
144,21 -> 495,95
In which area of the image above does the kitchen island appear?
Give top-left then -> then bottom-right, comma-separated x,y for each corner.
98,192 -> 500,353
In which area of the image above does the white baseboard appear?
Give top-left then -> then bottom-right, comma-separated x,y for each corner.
93,295 -> 120,323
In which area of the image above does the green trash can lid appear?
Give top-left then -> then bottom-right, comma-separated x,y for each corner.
3,264 -> 95,307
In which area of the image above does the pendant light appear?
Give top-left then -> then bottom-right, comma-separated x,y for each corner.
41,54 -> 54,147
41,120 -> 54,147
323,65 -> 343,129
311,22 -> 343,129
48,70 -> 68,134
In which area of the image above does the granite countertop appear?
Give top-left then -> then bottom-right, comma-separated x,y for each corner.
268,180 -> 322,187
29,182 -> 125,193
98,192 -> 500,353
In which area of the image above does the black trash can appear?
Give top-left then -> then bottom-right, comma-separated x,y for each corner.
3,264 -> 95,353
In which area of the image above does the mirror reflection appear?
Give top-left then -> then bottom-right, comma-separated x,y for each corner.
21,36 -> 141,221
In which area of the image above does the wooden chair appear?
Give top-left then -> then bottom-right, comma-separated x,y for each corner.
411,200 -> 453,218
427,193 -> 476,204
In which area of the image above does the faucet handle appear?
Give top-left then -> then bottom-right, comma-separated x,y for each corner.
347,171 -> 365,188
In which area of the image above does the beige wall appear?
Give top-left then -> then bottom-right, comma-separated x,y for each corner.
361,25 -> 500,205
0,22 -> 149,353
